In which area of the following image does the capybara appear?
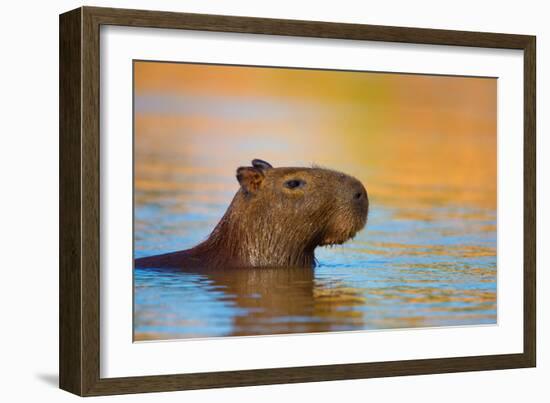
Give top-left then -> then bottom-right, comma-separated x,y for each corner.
135,159 -> 369,269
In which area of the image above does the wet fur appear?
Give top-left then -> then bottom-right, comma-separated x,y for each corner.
135,160 -> 369,269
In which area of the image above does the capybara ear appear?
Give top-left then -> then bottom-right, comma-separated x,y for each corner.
251,159 -> 273,170
236,167 -> 265,195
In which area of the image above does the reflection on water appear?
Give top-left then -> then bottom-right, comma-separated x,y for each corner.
133,62 -> 496,341
134,202 -> 496,341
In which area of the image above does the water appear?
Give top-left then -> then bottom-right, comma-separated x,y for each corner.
133,62 -> 496,341
134,186 -> 496,341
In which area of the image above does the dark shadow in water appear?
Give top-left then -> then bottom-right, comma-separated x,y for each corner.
136,266 -> 366,339
35,373 -> 58,388
205,266 -> 364,336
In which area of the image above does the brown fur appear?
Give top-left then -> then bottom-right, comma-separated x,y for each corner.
135,159 -> 369,269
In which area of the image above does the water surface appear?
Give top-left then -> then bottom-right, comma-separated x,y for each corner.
133,62 -> 497,341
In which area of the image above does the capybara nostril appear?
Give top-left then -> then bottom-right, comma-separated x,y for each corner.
354,191 -> 363,200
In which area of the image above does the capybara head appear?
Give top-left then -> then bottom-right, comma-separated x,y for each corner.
203,159 -> 369,268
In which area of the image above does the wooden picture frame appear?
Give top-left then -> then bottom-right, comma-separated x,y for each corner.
59,6 -> 536,396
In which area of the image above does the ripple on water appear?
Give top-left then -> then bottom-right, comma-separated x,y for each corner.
134,202 -> 496,340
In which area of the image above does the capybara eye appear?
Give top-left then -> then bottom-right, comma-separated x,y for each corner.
284,179 -> 305,189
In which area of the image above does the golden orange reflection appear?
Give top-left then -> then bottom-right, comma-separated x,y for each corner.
135,61 -> 495,211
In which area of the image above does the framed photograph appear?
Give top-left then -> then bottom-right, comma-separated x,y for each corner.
59,6 -> 536,396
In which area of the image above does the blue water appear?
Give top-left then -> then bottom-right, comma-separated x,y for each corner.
134,195 -> 496,341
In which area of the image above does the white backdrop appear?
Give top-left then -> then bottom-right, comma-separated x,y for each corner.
0,0 -> 547,402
